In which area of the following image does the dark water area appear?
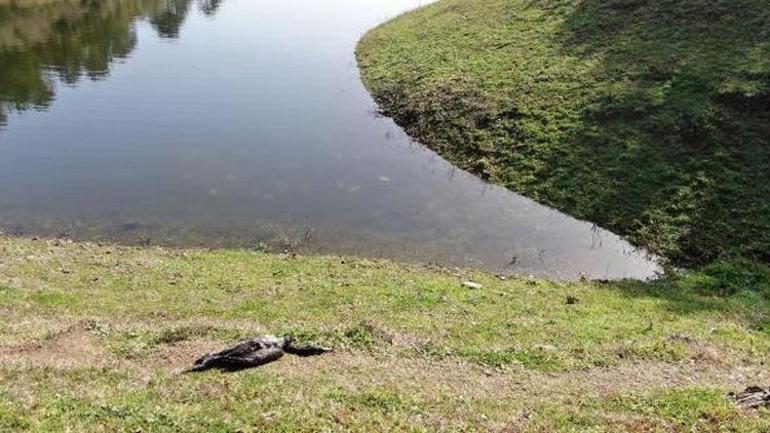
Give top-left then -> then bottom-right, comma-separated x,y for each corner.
0,0 -> 660,279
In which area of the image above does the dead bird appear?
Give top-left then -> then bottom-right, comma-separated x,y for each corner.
730,386 -> 770,410
186,335 -> 332,373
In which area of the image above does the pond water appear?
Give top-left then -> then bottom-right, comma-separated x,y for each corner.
0,0 -> 660,279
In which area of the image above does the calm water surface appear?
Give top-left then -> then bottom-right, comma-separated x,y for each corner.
0,0 -> 660,279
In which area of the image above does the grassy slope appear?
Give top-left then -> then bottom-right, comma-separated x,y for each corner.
357,0 -> 770,266
1,237 -> 769,431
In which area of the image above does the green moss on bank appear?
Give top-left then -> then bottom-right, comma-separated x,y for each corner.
1,237 -> 769,431
357,0 -> 770,266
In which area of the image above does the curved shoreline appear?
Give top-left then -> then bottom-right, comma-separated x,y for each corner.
355,0 -> 770,268
0,0 -> 661,281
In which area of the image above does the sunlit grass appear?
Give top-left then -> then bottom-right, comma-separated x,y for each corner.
1,237 -> 768,431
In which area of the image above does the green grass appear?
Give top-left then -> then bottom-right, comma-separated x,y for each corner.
1,236 -> 769,431
357,0 -> 770,266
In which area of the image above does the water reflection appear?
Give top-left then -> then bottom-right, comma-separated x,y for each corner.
0,0 -> 220,127
149,0 -> 192,39
198,0 -> 223,16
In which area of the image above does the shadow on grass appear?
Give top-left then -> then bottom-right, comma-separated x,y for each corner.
606,258 -> 770,331
539,0 -> 770,265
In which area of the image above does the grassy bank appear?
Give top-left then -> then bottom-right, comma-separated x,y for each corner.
357,0 -> 770,266
1,236 -> 769,431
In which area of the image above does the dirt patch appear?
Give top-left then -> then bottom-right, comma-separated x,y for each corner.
0,321 -> 227,373
0,321 -> 106,369
278,352 -> 770,403
2,319 -> 767,415
149,338 -> 227,373
269,354 -> 770,431
3,323 -> 766,397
